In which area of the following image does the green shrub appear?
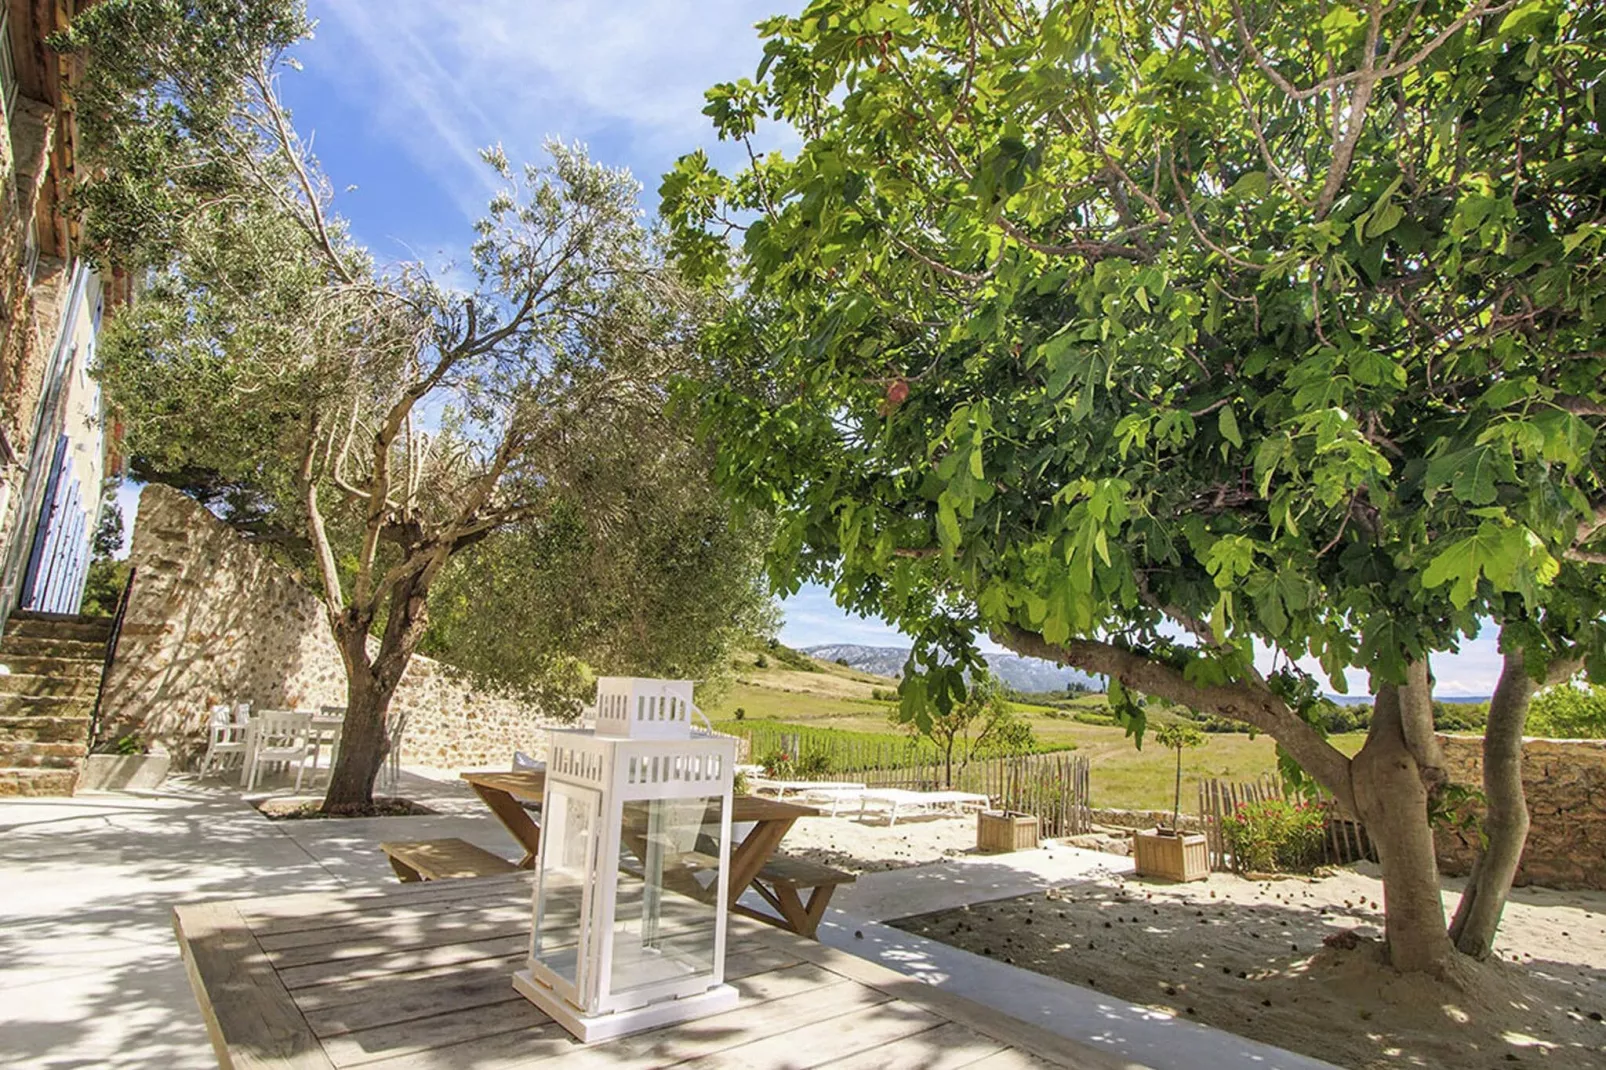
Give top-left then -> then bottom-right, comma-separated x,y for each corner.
871,687 -> 898,702
1434,700 -> 1489,732
795,752 -> 832,778
1529,682 -> 1606,739
754,654 -> 769,669
733,706 -> 746,720
762,640 -> 823,673
1223,798 -> 1327,873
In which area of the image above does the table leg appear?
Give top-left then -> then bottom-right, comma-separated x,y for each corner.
739,877 -> 839,938
728,817 -> 795,901
469,784 -> 542,868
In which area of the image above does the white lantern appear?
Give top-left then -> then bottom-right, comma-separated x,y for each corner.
513,677 -> 738,1043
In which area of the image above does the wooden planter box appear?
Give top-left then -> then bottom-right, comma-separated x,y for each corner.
1132,828 -> 1209,882
978,810 -> 1040,853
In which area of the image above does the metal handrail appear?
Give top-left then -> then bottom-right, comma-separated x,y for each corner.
88,565 -> 135,748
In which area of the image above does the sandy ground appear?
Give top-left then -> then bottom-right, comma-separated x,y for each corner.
891,862 -> 1606,1069
764,809 -> 1606,1068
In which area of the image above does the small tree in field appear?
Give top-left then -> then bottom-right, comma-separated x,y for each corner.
897,673 -> 1034,788
1154,722 -> 1206,834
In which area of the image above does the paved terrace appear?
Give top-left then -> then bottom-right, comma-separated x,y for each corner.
0,772 -> 1332,1070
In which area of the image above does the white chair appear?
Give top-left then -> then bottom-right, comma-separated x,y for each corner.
306,706 -> 346,787
243,710 -> 316,791
381,710 -> 410,794
198,704 -> 249,777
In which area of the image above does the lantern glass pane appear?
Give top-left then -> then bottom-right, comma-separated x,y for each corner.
610,796 -> 724,996
533,784 -> 600,988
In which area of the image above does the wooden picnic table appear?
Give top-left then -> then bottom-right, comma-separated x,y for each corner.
458,769 -> 819,901
172,873 -> 1123,1069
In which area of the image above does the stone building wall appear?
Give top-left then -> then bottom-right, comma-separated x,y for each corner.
1435,734 -> 1606,891
101,484 -> 564,770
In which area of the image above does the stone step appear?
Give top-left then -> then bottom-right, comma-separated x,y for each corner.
0,653 -> 105,677
3,614 -> 114,643
0,636 -> 109,661
0,693 -> 94,717
0,714 -> 92,743
0,672 -> 98,699
0,739 -> 87,767
0,767 -> 80,796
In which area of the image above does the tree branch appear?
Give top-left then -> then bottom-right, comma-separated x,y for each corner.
992,624 -> 1356,814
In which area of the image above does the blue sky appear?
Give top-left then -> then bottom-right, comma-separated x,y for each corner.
119,0 -> 1507,695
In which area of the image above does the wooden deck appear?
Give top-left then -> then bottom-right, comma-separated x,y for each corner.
172,873 -> 1135,1070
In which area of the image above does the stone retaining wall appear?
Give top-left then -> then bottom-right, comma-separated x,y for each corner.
1090,807 -> 1206,833
1435,734 -> 1606,891
101,484 -> 564,770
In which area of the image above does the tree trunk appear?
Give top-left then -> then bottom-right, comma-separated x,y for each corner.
1171,746 -> 1183,831
321,572 -> 433,813
1349,661 -> 1457,973
1448,649 -> 1534,958
322,654 -> 399,812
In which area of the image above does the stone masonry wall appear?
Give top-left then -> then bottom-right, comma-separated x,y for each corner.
101,484 -> 563,770
1435,734 -> 1606,891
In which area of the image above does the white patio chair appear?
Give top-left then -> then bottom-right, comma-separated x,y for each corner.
243,710 -> 316,792
381,709 -> 410,794
306,706 -> 346,787
198,704 -> 249,777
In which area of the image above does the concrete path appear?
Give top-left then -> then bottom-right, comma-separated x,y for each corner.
3,777 -> 1331,1070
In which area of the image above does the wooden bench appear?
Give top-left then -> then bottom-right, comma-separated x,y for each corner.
379,838 -> 520,882
735,855 -> 856,938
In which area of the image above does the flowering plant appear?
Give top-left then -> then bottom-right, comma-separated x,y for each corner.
1223,798 -> 1327,873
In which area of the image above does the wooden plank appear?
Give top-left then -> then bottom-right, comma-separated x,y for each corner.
323,994 -> 550,1067
741,925 -> 1144,1070
327,958 -> 835,1069
676,999 -> 945,1069
248,881 -> 529,941
239,874 -> 530,935
304,958 -> 529,1038
277,934 -> 527,991
172,901 -> 334,1070
813,1021 -> 1009,1070
300,935 -> 795,1036
291,952 -> 525,1015
264,907 -> 530,971
257,901 -> 529,955
356,966 -> 875,1070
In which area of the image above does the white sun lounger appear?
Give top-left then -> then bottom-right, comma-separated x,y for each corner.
857,788 -> 991,825
747,777 -> 867,799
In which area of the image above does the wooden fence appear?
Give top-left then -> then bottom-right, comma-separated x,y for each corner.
1198,776 -> 1375,872
807,751 -> 1093,838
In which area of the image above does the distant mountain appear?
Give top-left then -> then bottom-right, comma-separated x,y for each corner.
1326,693 -> 1490,706
802,643 -> 1102,694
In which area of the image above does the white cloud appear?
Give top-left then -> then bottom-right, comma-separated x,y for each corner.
313,0 -> 784,219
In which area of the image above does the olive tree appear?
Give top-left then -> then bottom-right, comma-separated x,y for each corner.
76,4 -> 740,811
